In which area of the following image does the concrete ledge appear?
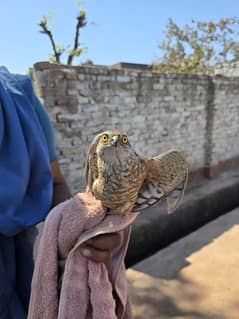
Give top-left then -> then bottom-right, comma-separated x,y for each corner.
125,169 -> 239,267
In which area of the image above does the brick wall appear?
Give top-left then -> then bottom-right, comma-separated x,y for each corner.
30,62 -> 239,192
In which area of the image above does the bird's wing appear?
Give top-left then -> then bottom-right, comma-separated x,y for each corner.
84,134 -> 101,190
134,149 -> 188,213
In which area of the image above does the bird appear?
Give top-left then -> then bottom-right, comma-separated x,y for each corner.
85,130 -> 188,215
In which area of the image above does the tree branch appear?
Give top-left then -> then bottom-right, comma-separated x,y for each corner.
67,11 -> 87,65
39,19 -> 61,64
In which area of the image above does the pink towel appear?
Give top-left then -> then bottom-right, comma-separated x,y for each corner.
28,191 -> 138,319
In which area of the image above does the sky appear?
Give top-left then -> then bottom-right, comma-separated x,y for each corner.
1,0 -> 239,74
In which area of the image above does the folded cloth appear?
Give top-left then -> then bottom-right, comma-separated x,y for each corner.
28,191 -> 138,319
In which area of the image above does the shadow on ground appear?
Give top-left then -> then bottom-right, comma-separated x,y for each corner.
127,207 -> 239,319
128,273 -> 226,319
133,206 -> 239,279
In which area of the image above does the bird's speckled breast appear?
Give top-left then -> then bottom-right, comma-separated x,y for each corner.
93,153 -> 147,210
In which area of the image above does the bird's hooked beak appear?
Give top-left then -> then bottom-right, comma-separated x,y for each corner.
111,135 -> 119,147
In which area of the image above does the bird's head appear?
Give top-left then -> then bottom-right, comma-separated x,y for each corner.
95,130 -> 134,162
85,130 -> 138,188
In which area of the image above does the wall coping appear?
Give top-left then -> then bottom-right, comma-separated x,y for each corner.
33,61 -> 218,80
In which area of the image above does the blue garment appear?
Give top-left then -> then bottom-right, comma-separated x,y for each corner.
0,67 -> 54,318
0,232 -> 34,318
33,96 -> 58,162
0,66 -> 53,236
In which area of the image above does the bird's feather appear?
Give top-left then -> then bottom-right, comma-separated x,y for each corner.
84,134 -> 101,190
85,131 -> 188,215
134,149 -> 188,213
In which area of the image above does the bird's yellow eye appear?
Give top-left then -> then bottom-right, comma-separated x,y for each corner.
101,134 -> 109,143
121,135 -> 128,144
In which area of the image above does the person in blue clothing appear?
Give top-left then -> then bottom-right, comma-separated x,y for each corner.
0,66 -> 122,318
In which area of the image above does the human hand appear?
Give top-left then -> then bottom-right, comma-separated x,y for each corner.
80,231 -> 123,262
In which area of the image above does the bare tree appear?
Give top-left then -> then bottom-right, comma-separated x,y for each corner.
38,7 -> 87,65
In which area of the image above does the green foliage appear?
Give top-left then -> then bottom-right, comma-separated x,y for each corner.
68,48 -> 85,57
38,3 -> 87,65
153,17 -> 239,74
80,9 -> 86,19
48,54 -> 58,64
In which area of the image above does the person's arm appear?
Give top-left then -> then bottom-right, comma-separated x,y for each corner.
51,159 -> 72,206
